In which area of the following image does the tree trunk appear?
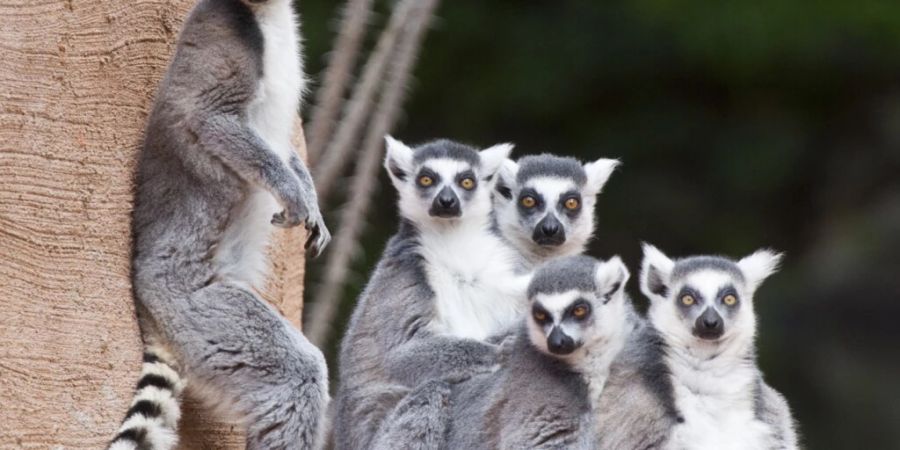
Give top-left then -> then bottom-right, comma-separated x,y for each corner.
0,1 -> 309,448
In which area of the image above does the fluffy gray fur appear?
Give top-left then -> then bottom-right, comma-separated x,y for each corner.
373,255 -> 632,450
591,318 -> 680,449
333,139 -> 516,450
120,1 -> 331,449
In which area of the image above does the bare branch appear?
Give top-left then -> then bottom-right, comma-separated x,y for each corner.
305,0 -> 441,347
306,0 -> 374,166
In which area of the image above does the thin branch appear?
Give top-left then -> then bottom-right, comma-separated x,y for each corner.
305,0 -> 441,347
306,0 -> 374,166
312,0 -> 419,203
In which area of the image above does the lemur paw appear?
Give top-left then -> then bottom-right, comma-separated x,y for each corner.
271,208 -> 306,229
304,211 -> 331,258
271,189 -> 313,229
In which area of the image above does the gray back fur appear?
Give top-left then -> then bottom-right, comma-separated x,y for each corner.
592,317 -> 680,449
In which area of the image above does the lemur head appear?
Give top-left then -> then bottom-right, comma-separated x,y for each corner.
384,136 -> 512,227
640,243 -> 782,351
494,154 -> 619,260
525,255 -> 630,362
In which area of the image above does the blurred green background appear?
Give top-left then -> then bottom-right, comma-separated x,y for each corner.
299,1 -> 900,448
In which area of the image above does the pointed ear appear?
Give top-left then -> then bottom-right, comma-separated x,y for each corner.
596,256 -> 630,303
583,158 -> 620,195
494,159 -> 519,200
384,135 -> 414,188
479,143 -> 514,179
640,243 -> 674,302
738,249 -> 783,294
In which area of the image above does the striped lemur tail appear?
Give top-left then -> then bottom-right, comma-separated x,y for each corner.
108,345 -> 185,450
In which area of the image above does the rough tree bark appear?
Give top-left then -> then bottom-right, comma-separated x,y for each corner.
0,1 -> 309,448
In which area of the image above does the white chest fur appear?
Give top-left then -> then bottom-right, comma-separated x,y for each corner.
247,0 -> 304,162
667,358 -> 776,450
419,224 -> 526,340
213,1 -> 304,289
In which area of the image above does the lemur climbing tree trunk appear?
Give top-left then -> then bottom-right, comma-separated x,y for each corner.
0,1 -> 309,448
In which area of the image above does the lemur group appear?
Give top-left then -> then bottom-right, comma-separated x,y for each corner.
107,1 -> 799,449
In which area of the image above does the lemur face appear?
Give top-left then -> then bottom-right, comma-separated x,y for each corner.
495,155 -> 619,259
640,243 -> 782,348
525,255 -> 629,360
384,136 -> 512,226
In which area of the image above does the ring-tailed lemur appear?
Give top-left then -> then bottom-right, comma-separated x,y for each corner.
372,255 -> 632,450
494,154 -> 619,267
638,243 -> 799,450
333,137 -> 527,450
109,1 -> 331,449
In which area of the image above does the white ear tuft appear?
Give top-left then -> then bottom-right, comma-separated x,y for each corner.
737,249 -> 783,294
479,143 -> 515,178
596,255 -> 630,301
640,242 -> 674,302
384,135 -> 414,188
495,159 -> 519,200
583,158 -> 620,195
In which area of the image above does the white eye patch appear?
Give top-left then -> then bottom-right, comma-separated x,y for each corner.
420,158 -> 474,185
676,270 -> 736,306
522,177 -> 578,205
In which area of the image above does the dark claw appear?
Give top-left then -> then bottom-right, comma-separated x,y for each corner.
305,226 -> 318,250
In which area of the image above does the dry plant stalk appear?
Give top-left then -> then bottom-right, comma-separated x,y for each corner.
312,0 -> 418,202
306,0 -> 374,166
305,0 -> 441,346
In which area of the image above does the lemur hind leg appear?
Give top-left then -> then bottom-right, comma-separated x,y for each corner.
163,282 -> 328,450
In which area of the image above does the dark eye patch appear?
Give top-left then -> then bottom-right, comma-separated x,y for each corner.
564,299 -> 592,321
717,285 -> 740,311
518,188 -> 544,213
532,304 -> 552,325
416,168 -> 441,188
456,170 -> 476,184
675,286 -> 703,314
558,191 -> 583,216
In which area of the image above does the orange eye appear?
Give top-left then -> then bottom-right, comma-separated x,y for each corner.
521,196 -> 536,208
572,305 -> 588,318
681,295 -> 695,306
418,175 -> 433,187
564,198 -> 580,210
723,294 -> 737,306
459,178 -> 475,190
533,310 -> 547,322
